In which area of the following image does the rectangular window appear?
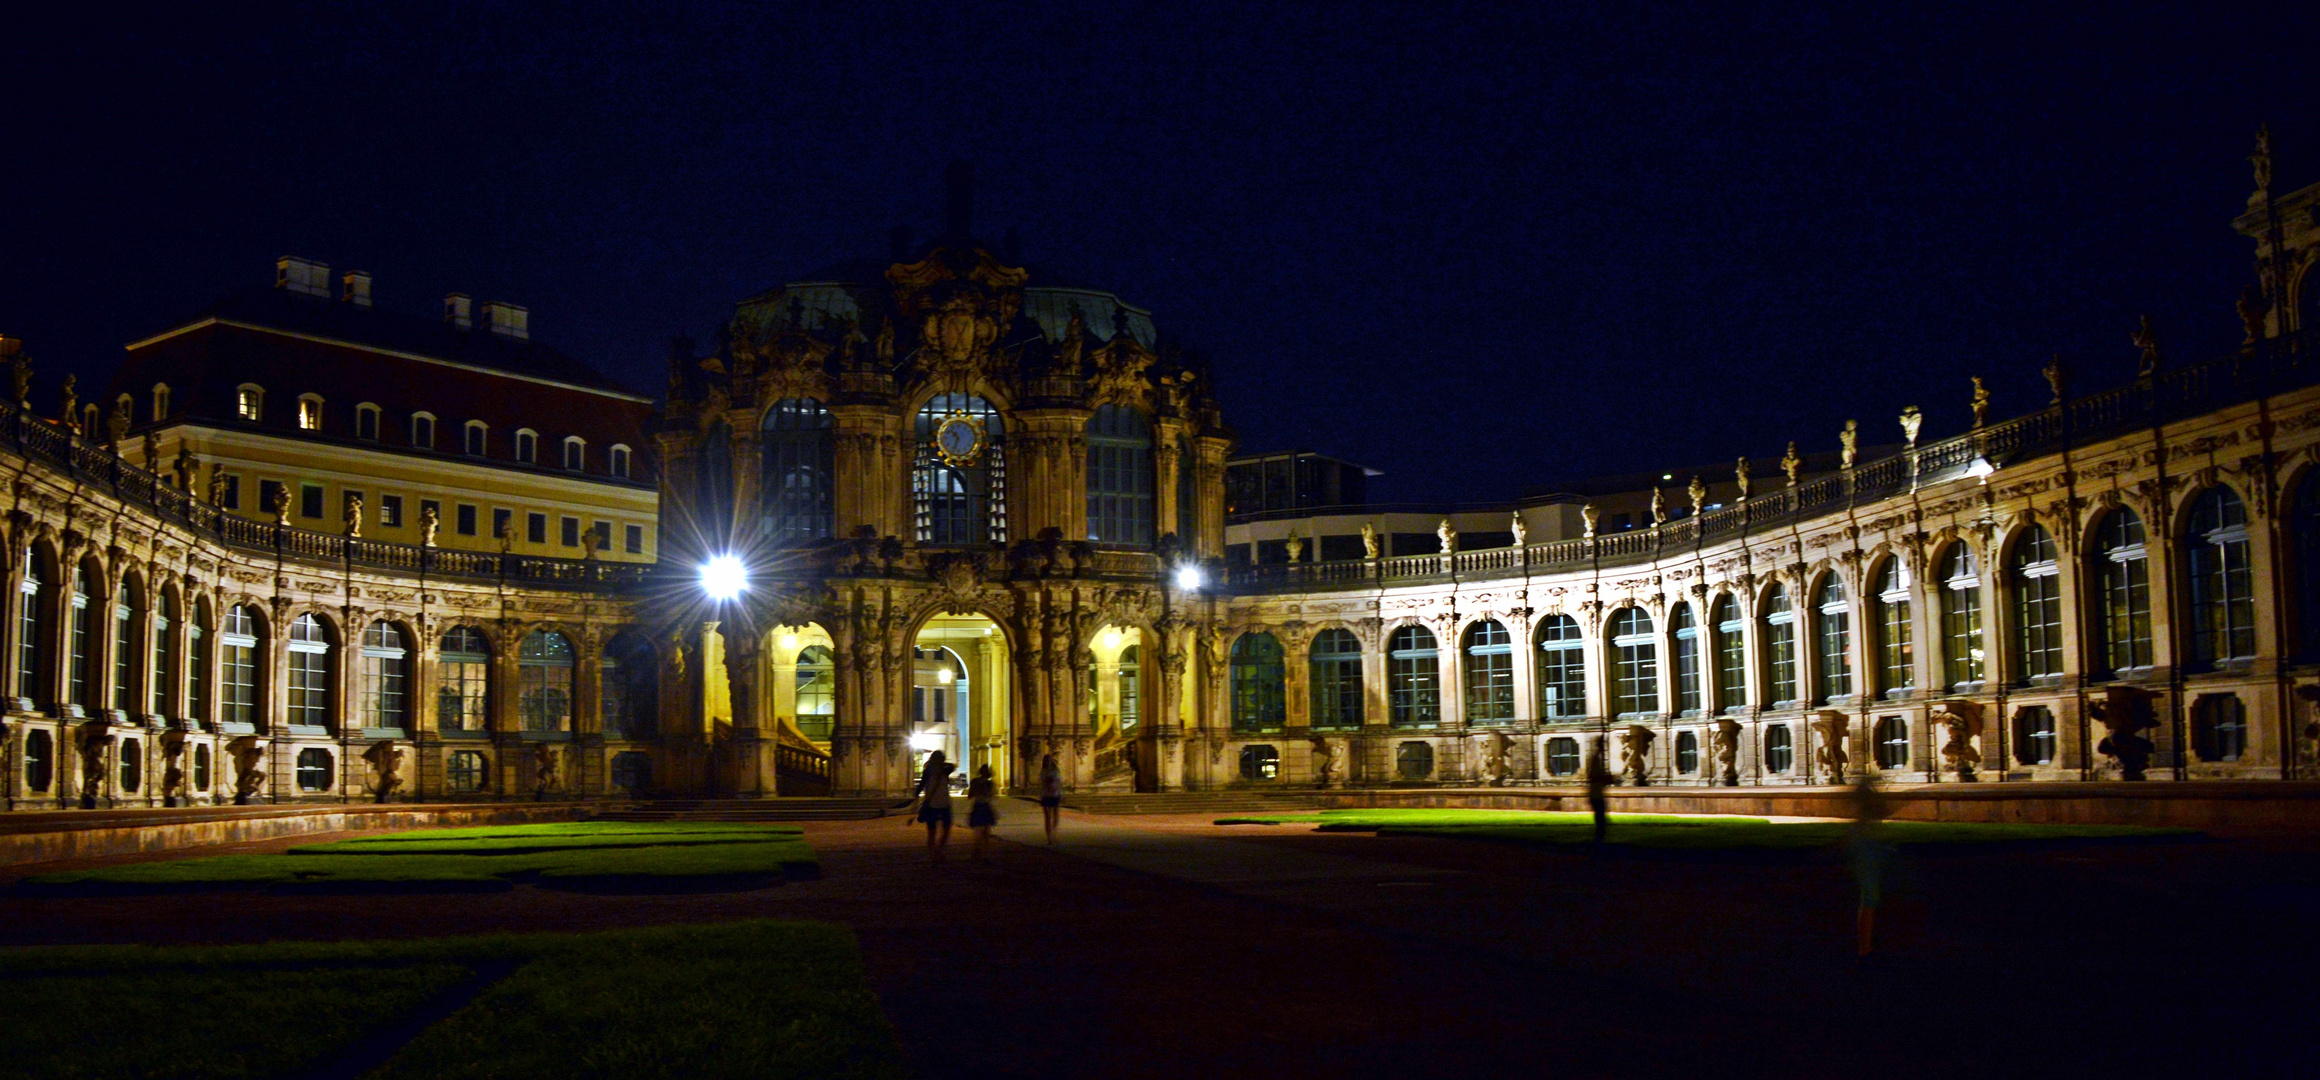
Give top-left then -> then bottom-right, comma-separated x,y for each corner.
221,474 -> 242,511
1673,619 -> 1701,714
560,516 -> 580,547
379,494 -> 403,528
494,508 -> 515,542
236,387 -> 261,421
527,513 -> 548,544
300,483 -> 324,520
1716,611 -> 1747,712
456,504 -> 478,537
593,520 -> 612,549
297,398 -> 320,431
624,524 -> 644,554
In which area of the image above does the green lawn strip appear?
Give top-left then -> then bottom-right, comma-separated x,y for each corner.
296,832 -> 803,856
1214,809 -> 1751,828
0,922 -> 906,1080
319,822 -> 804,844
1216,808 -> 2198,850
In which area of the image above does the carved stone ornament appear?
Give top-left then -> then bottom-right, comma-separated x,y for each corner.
1811,710 -> 1850,783
1900,405 -> 1923,447
929,551 -> 986,614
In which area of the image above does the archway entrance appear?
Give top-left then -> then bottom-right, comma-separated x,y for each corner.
911,614 -> 1013,793
1086,624 -> 1154,791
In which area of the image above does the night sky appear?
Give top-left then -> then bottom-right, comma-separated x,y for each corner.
3,3 -> 2313,505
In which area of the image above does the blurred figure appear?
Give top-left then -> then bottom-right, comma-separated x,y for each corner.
1038,753 -> 1064,844
916,750 -> 956,863
967,764 -> 999,862
1584,737 -> 1613,846
1846,772 -> 1891,958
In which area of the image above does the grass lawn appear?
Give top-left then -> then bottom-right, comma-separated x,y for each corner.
18,822 -> 819,894
1215,808 -> 2201,851
0,921 -> 905,1080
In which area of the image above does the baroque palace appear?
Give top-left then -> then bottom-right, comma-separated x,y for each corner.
0,163 -> 2317,809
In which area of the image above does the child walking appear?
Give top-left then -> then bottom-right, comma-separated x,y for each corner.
967,764 -> 998,861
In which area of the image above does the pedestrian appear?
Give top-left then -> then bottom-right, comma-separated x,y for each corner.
1845,771 -> 1891,959
1584,737 -> 1613,846
915,750 -> 955,863
1038,752 -> 1064,844
967,764 -> 998,862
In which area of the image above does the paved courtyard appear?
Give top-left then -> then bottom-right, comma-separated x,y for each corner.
5,806 -> 2315,1079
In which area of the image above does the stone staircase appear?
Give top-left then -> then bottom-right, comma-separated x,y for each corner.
589,798 -> 908,823
1051,791 -> 1329,816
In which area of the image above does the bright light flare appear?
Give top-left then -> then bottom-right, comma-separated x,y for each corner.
909,730 -> 946,752
699,554 -> 749,601
1175,564 -> 1205,591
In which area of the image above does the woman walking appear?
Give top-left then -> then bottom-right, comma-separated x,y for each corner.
915,750 -> 956,863
967,764 -> 999,862
1038,753 -> 1064,845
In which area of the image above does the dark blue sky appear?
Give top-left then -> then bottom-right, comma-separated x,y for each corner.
2,2 -> 2312,503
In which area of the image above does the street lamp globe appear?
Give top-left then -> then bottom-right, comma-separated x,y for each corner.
699,553 -> 749,601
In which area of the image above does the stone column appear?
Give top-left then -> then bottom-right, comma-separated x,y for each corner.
1152,421 -> 1187,543
1193,436 -> 1231,559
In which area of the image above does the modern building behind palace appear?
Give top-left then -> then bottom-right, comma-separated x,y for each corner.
0,150 -> 2317,809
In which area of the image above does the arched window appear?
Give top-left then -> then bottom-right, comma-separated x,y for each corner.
1761,583 -> 1797,706
236,384 -> 264,421
1938,544 -> 1984,689
2192,693 -> 2248,762
1675,730 -> 1700,774
186,598 -> 210,722
1388,625 -> 1441,727
793,644 -> 834,742
913,394 -> 1007,545
1463,620 -> 1515,724
601,631 -> 659,740
16,548 -> 47,703
1764,724 -> 1794,773
698,420 -> 733,539
2011,525 -> 2063,683
111,579 -> 139,712
1309,628 -> 1363,729
286,614 -> 333,730
609,444 -> 632,479
1814,575 -> 1851,703
761,399 -> 834,543
438,626 -> 491,733
2093,507 -> 2153,677
356,403 -> 381,441
1872,558 -> 1913,697
1535,614 -> 1586,719
514,429 -> 538,464
1671,603 -> 1701,715
519,630 -> 575,731
1086,405 -> 1154,546
1240,744 -> 1282,780
464,420 -> 488,456
359,622 -> 409,731
68,564 -> 93,709
411,412 -> 436,449
296,394 -> 322,431
1118,644 -> 1142,732
151,383 -> 172,421
2186,487 -> 2255,667
150,589 -> 177,717
1229,632 -> 1286,733
220,604 -> 261,728
1874,715 -> 1909,769
1609,607 -> 1658,717
2014,705 -> 2057,766
1714,595 -> 1747,712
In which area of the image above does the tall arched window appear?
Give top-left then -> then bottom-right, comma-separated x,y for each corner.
1609,608 -> 1658,717
1388,625 -> 1440,727
913,394 -> 1007,545
68,563 -> 94,710
2011,525 -> 2063,683
220,604 -> 260,728
793,644 -> 834,742
1536,614 -> 1586,719
761,399 -> 834,543
111,579 -> 140,712
150,589 -> 177,717
1938,544 -> 1984,689
2093,507 -> 2152,677
286,614 -> 333,730
697,420 -> 733,540
1814,575 -> 1851,703
519,630 -> 575,731
1229,632 -> 1286,733
1670,603 -> 1701,715
1086,405 -> 1155,546
1872,558 -> 1913,698
1714,595 -> 1746,712
1118,644 -> 1142,732
1309,628 -> 1363,729
2186,486 -> 2255,667
359,622 -> 409,730
16,548 -> 47,703
602,631 -> 659,740
1761,583 -> 1797,705
1463,620 -> 1514,724
186,598 -> 210,722
438,627 -> 491,733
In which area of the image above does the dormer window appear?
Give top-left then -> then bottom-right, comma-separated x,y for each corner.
236,385 -> 264,422
464,421 -> 488,456
609,444 -> 631,479
515,429 -> 537,464
411,412 -> 436,449
151,384 -> 171,421
562,436 -> 584,471
296,395 -> 323,432
356,403 -> 381,441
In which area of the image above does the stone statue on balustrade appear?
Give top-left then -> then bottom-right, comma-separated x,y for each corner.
1360,522 -> 1379,560
1436,519 -> 1457,556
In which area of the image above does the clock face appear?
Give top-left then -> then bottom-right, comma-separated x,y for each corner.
934,416 -> 983,465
